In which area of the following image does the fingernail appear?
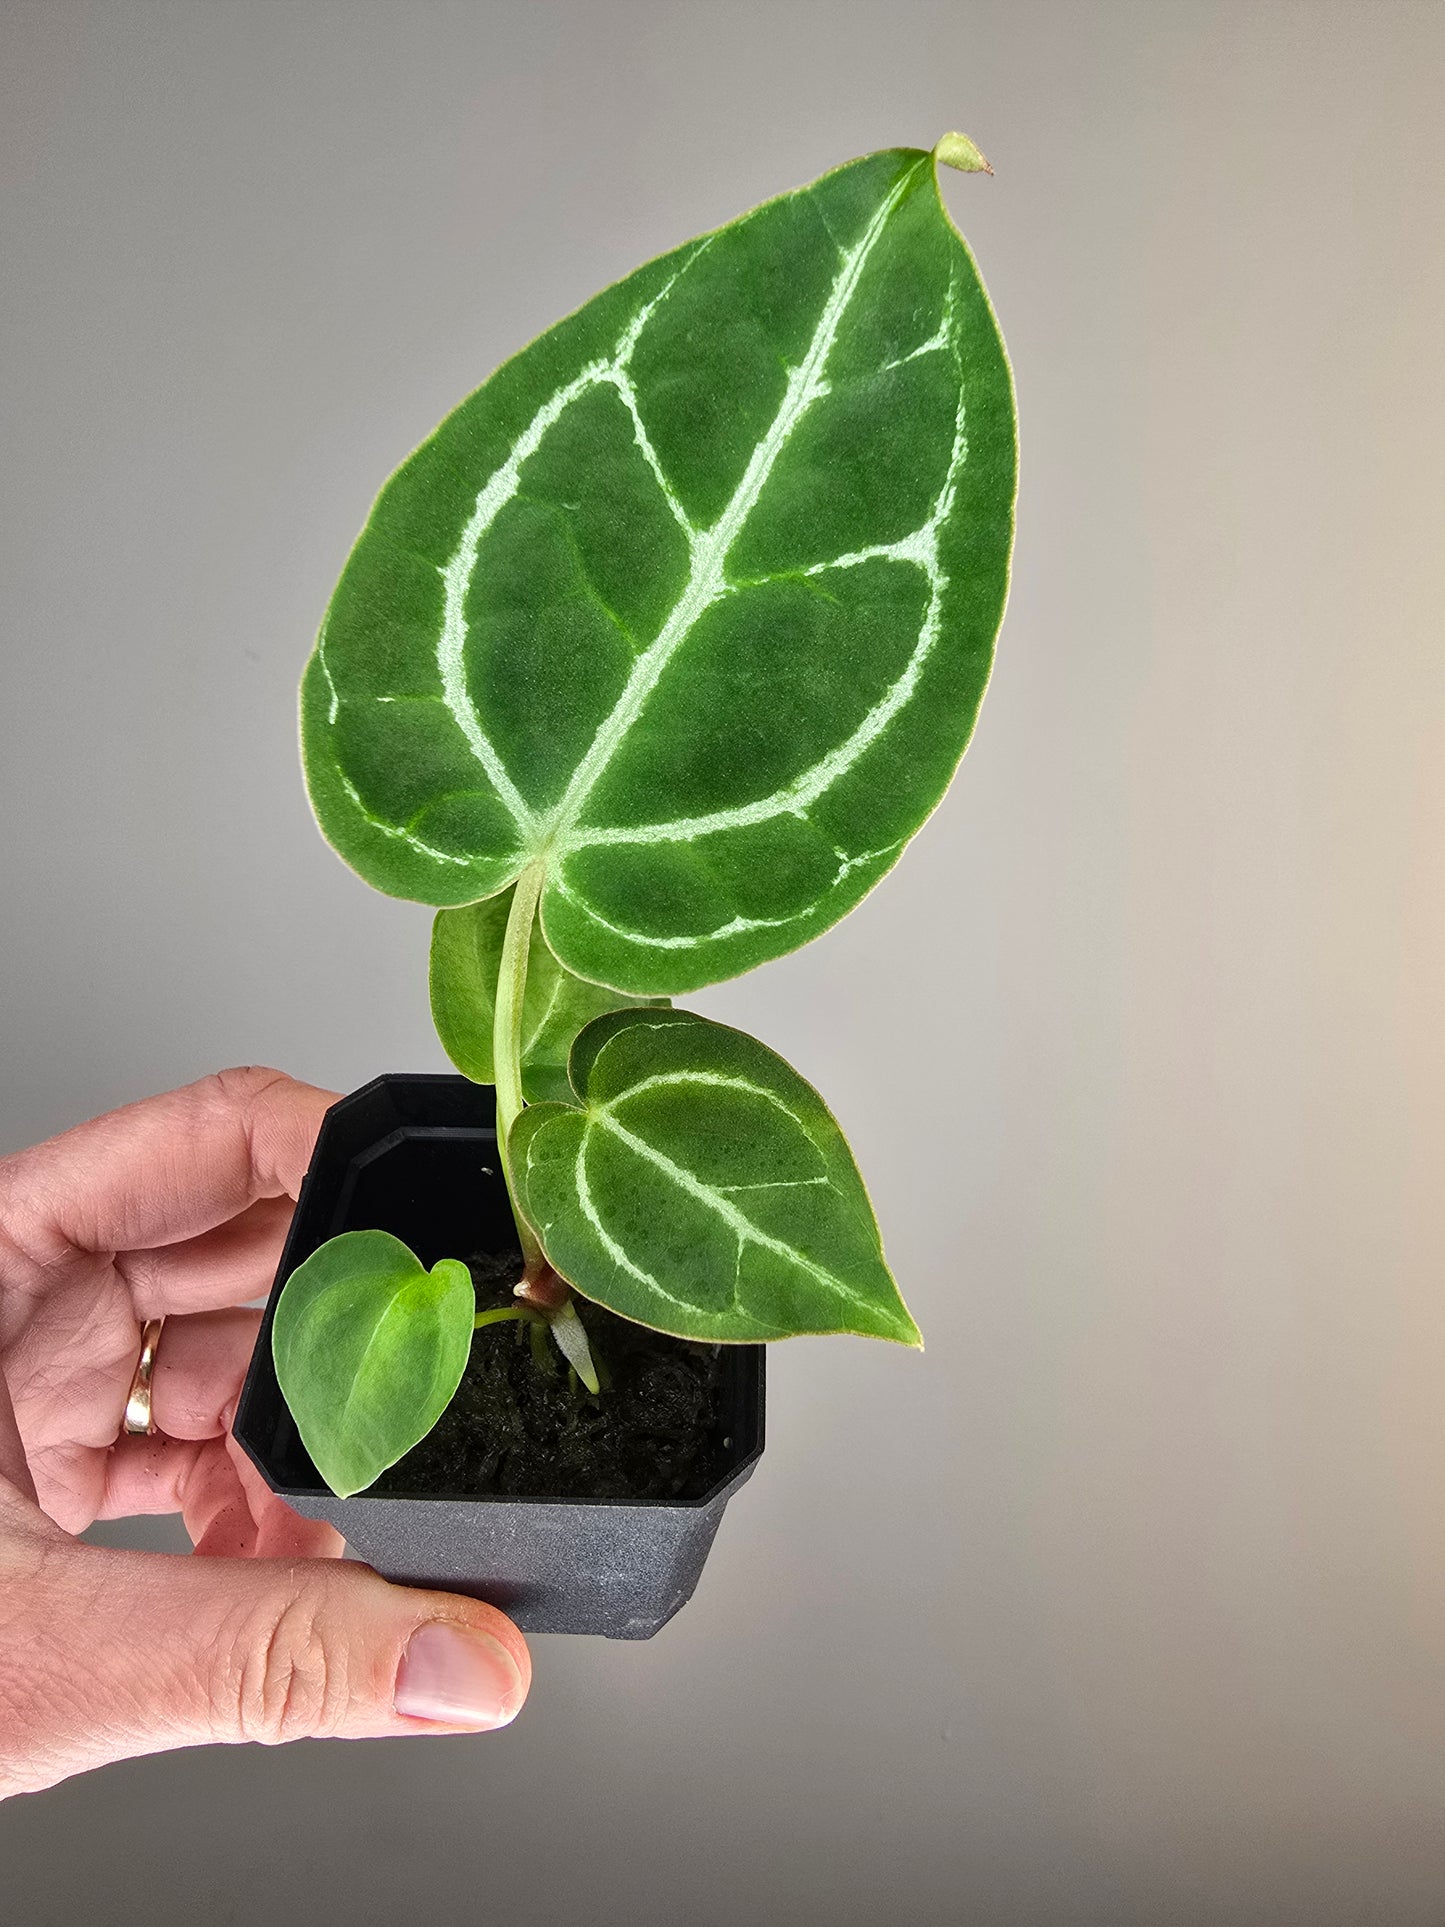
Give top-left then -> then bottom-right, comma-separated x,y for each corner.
395,1623 -> 525,1730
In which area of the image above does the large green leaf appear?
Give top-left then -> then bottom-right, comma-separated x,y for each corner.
429,883 -> 665,1102
302,139 -> 1016,995
511,1009 -> 920,1346
271,1229 -> 474,1497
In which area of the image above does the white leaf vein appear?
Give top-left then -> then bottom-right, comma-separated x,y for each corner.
562,275 -> 966,857
435,262 -> 706,841
604,1068 -> 814,1135
538,167 -> 924,853
547,838 -> 905,951
593,1110 -> 883,1320
569,1121 -> 703,1317
325,256 -> 702,863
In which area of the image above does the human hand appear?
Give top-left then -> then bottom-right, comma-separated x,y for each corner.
0,1067 -> 530,1798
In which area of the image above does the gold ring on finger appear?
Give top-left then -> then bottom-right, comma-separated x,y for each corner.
122,1317 -> 165,1437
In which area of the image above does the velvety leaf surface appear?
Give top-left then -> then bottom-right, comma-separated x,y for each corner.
430,885 -> 666,1101
511,1009 -> 921,1345
302,140 -> 1016,995
271,1229 -> 474,1497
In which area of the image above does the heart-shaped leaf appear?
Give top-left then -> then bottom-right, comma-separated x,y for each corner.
430,884 -> 666,1102
302,139 -> 1015,995
272,1229 -> 474,1497
511,1009 -> 921,1346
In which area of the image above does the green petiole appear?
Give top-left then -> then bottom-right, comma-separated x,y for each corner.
492,860 -> 547,1282
472,1304 -> 544,1333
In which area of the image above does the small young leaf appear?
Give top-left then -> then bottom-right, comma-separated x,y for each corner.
429,885 -> 666,1101
933,130 -> 993,174
272,1229 -> 474,1497
511,1010 -> 921,1347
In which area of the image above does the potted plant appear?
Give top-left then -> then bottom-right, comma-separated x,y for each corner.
234,132 -> 1017,1638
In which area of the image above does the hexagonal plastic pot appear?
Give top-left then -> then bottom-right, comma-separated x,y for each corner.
233,1073 -> 764,1639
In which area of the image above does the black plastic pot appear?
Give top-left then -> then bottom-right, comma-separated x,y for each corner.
233,1073 -> 764,1639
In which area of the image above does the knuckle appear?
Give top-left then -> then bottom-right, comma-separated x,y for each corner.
198,1065 -> 289,1122
207,1064 -> 286,1099
230,1586 -> 349,1745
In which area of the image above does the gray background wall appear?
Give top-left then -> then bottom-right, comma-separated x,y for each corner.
3,3 -> 1444,1922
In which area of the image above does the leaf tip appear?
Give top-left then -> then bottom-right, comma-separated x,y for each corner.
429,1256 -> 474,1291
883,1300 -> 925,1350
934,131 -> 993,176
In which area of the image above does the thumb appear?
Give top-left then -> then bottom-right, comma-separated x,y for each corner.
0,1489 -> 531,1798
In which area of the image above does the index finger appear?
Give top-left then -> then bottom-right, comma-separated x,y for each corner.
0,1067 -> 339,1258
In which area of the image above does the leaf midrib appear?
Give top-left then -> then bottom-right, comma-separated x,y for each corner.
530,163 -> 924,861
589,1106 -> 886,1323
332,1273 -> 446,1454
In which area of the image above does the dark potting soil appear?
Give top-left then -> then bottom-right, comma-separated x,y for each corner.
374,1249 -> 734,1502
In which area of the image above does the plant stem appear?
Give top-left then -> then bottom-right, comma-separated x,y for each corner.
493,860 -> 547,1279
490,862 -> 603,1396
473,1304 -> 543,1332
